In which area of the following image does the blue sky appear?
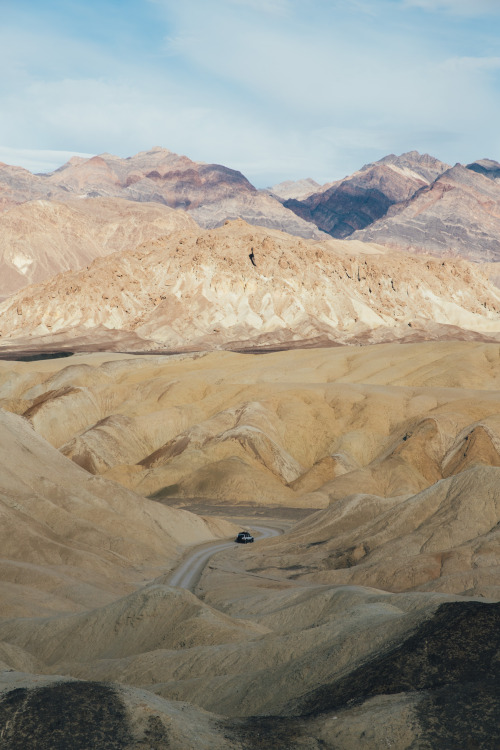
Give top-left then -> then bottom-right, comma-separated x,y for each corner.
1,0 -> 500,185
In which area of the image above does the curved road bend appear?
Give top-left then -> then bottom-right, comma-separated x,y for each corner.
168,524 -> 282,591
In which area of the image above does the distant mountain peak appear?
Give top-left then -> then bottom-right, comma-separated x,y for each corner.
466,158 -> 500,180
267,178 -> 322,201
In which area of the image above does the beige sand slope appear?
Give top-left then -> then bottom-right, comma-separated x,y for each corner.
0,406 -> 234,617
0,197 -> 197,297
233,464 -> 500,598
1,342 -> 500,600
0,344 -> 499,747
1,220 -> 499,352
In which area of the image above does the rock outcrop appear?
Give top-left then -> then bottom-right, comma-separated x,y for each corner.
1,219 -> 499,354
266,177 -> 322,200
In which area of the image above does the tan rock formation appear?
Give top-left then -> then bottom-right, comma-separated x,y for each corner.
0,197 -> 197,296
0,220 -> 499,353
0,406 -> 235,617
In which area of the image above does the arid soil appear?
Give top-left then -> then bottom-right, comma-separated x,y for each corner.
0,343 -> 499,747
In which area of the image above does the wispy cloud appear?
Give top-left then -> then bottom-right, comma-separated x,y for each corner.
1,0 -> 500,184
404,0 -> 500,15
0,147 -> 93,174
228,0 -> 290,14
442,56 -> 500,72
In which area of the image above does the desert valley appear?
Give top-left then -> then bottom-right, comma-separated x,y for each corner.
0,148 -> 499,749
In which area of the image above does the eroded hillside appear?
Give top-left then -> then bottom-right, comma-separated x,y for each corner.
1,220 -> 499,353
0,343 -> 499,747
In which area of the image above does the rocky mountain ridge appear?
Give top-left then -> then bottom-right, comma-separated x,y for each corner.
0,147 -> 324,242
3,147 -> 500,284
282,151 -> 451,238
0,220 -> 499,355
352,162 -> 500,261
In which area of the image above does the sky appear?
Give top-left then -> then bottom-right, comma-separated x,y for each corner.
1,0 -> 500,186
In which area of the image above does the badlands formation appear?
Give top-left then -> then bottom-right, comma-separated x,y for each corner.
0,147 -> 499,747
0,343 -> 499,747
1,219 -> 500,354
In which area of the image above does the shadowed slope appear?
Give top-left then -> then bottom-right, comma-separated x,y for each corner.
0,407 -> 235,616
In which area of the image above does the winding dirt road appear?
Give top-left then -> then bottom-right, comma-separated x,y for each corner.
168,523 -> 282,591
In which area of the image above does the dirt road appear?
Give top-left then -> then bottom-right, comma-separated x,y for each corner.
168,523 -> 282,591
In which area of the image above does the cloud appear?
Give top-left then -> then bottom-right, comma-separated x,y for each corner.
404,0 -> 500,15
441,56 -> 500,72
1,0 -> 500,185
227,0 -> 290,14
0,147 -> 94,174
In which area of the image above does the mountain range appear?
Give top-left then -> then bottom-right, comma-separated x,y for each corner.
280,150 -> 450,238
1,146 -> 500,353
1,148 -> 500,301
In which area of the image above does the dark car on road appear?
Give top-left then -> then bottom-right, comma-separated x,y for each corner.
235,531 -> 254,544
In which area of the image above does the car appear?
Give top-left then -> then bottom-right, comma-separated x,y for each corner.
235,531 -> 254,544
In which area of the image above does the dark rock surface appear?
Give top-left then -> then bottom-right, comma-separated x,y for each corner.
284,151 -> 449,239
352,164 -> 500,261
293,600 -> 500,716
0,682 -> 134,750
467,158 -> 500,181
230,600 -> 500,749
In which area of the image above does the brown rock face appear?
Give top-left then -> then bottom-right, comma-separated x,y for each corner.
352,163 -> 500,261
0,147 -> 324,242
283,151 -> 450,238
266,177 -> 322,200
0,162 -> 67,211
